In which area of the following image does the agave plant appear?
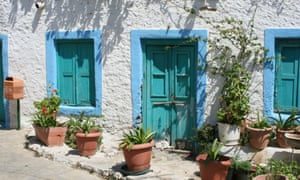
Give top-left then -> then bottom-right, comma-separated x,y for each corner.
119,127 -> 155,150
206,138 -> 224,161
268,109 -> 300,130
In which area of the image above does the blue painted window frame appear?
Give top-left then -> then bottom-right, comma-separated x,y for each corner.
131,30 -> 207,128
0,34 -> 9,128
264,29 -> 300,119
46,30 -> 102,116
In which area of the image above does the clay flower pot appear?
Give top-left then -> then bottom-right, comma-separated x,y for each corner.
196,154 -> 231,180
33,125 -> 67,147
122,140 -> 155,172
76,131 -> 101,156
276,129 -> 295,148
247,126 -> 272,150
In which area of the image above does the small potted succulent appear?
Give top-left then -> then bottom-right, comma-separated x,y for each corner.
196,138 -> 231,180
119,127 -> 155,172
268,109 -> 300,148
246,113 -> 273,150
32,87 -> 67,146
66,112 -> 102,157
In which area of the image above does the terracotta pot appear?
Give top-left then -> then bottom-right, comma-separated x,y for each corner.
196,154 -> 231,180
122,140 -> 154,172
33,125 -> 67,147
76,131 -> 101,157
284,133 -> 300,149
252,174 -> 288,180
276,129 -> 295,148
247,126 -> 272,150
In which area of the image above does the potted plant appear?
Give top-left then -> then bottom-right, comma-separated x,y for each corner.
251,159 -> 300,180
193,123 -> 217,154
196,138 -> 231,180
66,112 -> 102,157
32,87 -> 67,146
246,113 -> 273,150
119,127 -> 155,172
229,158 -> 253,180
203,18 -> 267,145
268,109 -> 300,148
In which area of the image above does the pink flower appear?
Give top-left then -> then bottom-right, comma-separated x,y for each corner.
42,107 -> 47,115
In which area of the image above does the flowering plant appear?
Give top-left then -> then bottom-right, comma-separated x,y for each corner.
32,88 -> 62,127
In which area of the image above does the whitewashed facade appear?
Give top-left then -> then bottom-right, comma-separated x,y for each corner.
1,0 -> 300,145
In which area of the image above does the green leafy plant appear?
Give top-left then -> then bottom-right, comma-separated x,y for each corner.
205,138 -> 224,162
193,124 -> 216,154
65,112 -> 102,148
203,17 -> 268,126
250,112 -> 271,129
32,86 -> 62,127
119,127 -> 155,150
251,159 -> 300,180
269,109 -> 300,130
231,158 -> 251,172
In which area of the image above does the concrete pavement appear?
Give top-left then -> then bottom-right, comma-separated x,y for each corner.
0,129 -> 102,180
2,128 -> 299,180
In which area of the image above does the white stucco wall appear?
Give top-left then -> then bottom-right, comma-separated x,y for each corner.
1,0 -> 300,137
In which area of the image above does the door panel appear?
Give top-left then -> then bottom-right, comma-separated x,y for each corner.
143,41 -> 196,148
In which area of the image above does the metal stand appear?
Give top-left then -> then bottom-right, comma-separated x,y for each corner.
17,99 -> 20,130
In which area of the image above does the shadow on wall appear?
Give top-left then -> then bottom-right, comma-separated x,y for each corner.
8,0 -> 133,65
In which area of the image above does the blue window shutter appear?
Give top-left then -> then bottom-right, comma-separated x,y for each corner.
57,40 -> 95,106
275,41 -> 300,111
57,42 -> 76,105
76,41 -> 95,106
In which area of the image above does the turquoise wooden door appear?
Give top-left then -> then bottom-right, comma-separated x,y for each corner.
275,39 -> 300,111
0,41 -> 4,127
143,40 -> 196,147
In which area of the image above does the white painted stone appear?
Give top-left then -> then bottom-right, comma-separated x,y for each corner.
1,1 -> 300,142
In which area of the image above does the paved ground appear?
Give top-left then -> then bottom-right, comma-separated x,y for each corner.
0,129 -> 102,180
2,128 -> 299,180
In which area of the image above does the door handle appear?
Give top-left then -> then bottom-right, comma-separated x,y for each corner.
153,101 -> 186,105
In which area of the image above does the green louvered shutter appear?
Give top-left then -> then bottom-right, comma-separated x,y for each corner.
0,41 -> 5,127
275,41 -> 300,111
76,41 -> 95,106
57,42 -> 76,105
57,40 -> 95,106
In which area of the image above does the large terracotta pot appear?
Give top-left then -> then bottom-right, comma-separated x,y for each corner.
33,125 -> 67,147
247,126 -> 272,150
196,154 -> 231,180
76,131 -> 101,157
252,174 -> 288,180
284,133 -> 300,149
122,140 -> 155,172
276,129 -> 295,148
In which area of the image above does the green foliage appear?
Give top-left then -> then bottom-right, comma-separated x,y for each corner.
65,112 -> 102,149
231,158 -> 251,172
250,113 -> 271,129
119,127 -> 155,150
32,86 -> 62,128
251,159 -> 300,180
217,62 -> 250,125
205,138 -> 223,162
239,129 -> 249,145
269,109 -> 300,130
203,17 -> 268,126
194,124 -> 216,154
